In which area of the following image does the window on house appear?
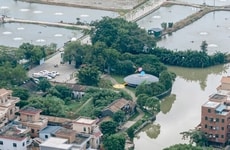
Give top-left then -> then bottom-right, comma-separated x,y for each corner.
83,127 -> 86,132
216,118 -> 219,122
222,127 -> 224,130
208,109 -> 211,113
13,143 -> 17,147
205,124 -> 207,128
215,134 -> 219,138
205,116 -> 208,120
31,129 -> 34,133
10,109 -> 13,115
22,142 -> 25,147
45,135 -> 48,139
222,119 -> 225,123
0,141 -> 3,145
221,135 -> 224,138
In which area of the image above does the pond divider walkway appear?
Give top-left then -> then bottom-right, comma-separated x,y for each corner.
3,17 -> 92,30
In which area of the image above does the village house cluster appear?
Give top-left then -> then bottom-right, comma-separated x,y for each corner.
0,88 -> 103,150
0,88 -> 137,150
200,76 -> 230,147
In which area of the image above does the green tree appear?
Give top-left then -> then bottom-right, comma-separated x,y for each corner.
52,85 -> 72,100
136,94 -> 149,109
113,110 -> 125,124
104,48 -> 120,74
159,70 -> 173,90
12,87 -> 29,100
100,121 -> 117,135
19,43 -> 45,64
38,78 -> 51,92
181,130 -> 208,147
145,97 -> 160,114
91,17 -> 156,54
27,96 -> 66,117
103,133 -> 126,150
77,65 -> 100,86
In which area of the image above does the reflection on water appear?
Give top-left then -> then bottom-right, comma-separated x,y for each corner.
167,64 -> 229,90
135,63 -> 230,150
160,94 -> 176,114
142,123 -> 161,139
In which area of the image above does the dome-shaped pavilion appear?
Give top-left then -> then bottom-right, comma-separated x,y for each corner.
124,71 -> 159,87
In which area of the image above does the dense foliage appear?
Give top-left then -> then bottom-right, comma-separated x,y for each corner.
152,47 -> 227,68
181,130 -> 208,147
0,63 -> 27,87
26,96 -> 67,117
103,133 -> 126,150
135,71 -> 176,97
78,88 -> 131,117
48,85 -> 72,100
136,94 -> 160,114
91,17 -> 156,54
77,65 -> 100,86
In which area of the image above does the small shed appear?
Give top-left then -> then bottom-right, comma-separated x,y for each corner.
148,28 -> 163,37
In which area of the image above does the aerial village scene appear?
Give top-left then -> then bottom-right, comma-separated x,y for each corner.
0,0 -> 230,150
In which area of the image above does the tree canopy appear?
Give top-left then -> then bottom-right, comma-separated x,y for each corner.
91,17 -> 156,54
103,133 -> 126,150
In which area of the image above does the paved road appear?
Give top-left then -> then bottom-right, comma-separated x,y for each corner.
28,51 -> 77,83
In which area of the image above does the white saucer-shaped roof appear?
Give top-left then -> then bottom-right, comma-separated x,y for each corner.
124,72 -> 159,86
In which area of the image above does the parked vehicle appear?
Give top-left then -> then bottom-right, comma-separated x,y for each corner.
32,73 -> 42,78
51,71 -> 60,76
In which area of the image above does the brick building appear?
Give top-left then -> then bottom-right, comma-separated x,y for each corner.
200,76 -> 230,146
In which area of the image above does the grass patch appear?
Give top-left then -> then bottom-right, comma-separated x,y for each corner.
66,101 -> 84,110
111,75 -> 125,84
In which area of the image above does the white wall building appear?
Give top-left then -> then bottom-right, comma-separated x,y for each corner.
0,124 -> 31,150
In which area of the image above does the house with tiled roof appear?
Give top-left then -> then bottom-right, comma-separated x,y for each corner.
101,98 -> 136,117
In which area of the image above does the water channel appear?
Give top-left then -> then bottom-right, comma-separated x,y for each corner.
1,0 -> 230,149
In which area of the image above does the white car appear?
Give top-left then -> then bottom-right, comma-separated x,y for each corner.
51,71 -> 60,76
32,73 -> 42,78
47,72 -> 56,78
44,75 -> 52,80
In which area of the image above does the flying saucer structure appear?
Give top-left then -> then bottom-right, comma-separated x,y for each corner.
124,71 -> 159,87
